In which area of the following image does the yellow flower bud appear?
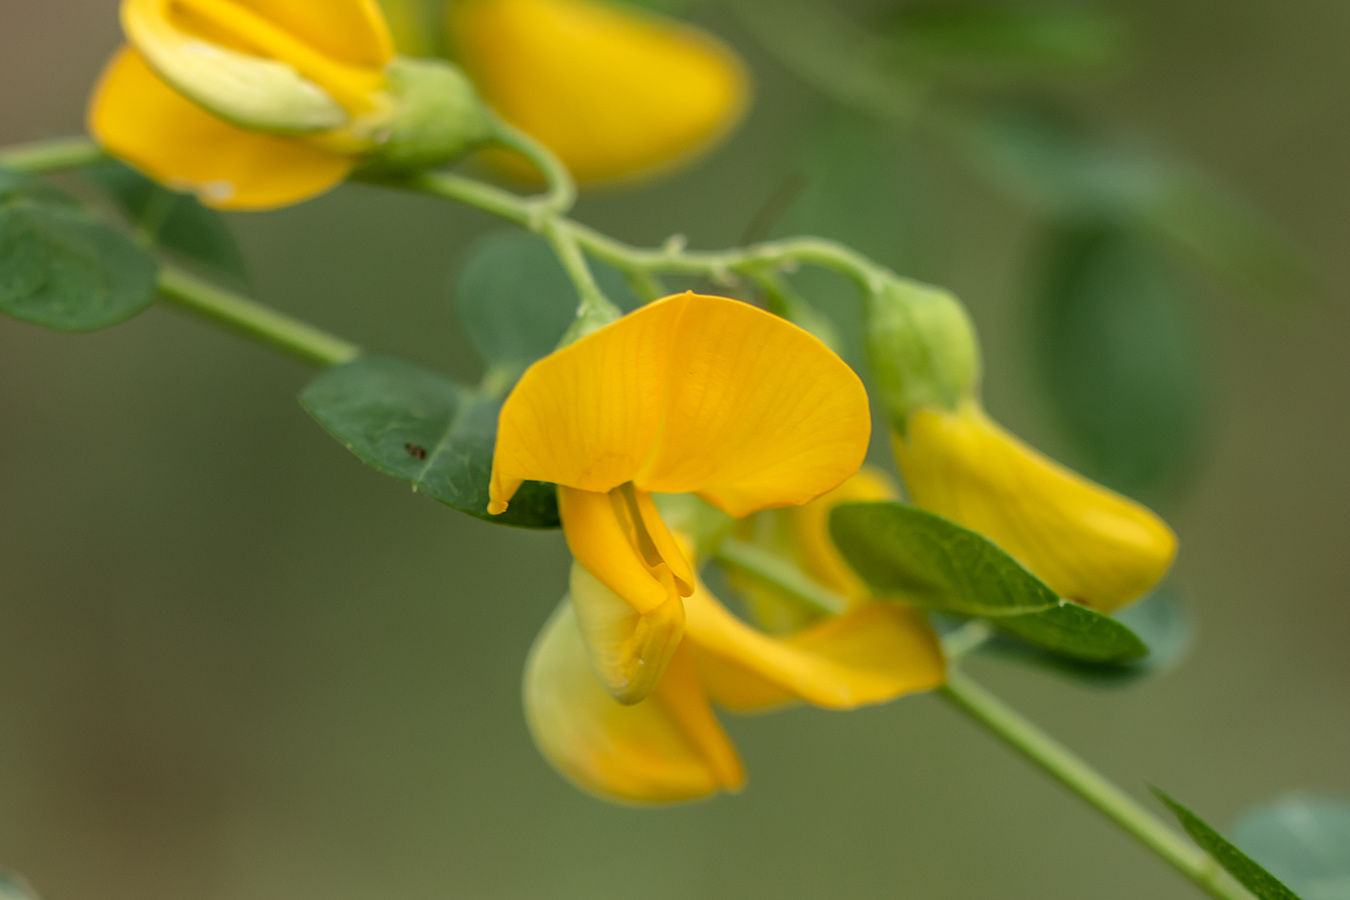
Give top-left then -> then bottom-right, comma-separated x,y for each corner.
893,402 -> 1177,612
449,0 -> 750,183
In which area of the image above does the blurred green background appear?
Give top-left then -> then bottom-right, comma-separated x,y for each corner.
1,1 -> 1347,898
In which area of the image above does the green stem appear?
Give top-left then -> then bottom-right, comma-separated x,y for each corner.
491,120 -> 577,219
0,137 -> 104,174
714,537 -> 849,616
157,267 -> 360,368
939,669 -> 1246,900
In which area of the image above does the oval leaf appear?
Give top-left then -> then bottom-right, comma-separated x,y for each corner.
301,356 -> 559,528
0,169 -> 158,332
1234,796 -> 1350,900
1032,222 -> 1206,500
84,161 -> 248,285
830,500 -> 1147,662
1156,790 -> 1305,900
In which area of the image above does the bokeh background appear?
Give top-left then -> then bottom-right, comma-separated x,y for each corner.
2,1 -> 1347,898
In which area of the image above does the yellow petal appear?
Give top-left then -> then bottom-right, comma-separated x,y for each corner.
524,600 -> 745,804
684,579 -> 946,712
450,0 -> 748,182
569,560 -> 685,705
789,466 -> 898,605
491,293 -> 871,519
89,48 -> 353,210
894,403 -> 1177,612
557,485 -> 693,616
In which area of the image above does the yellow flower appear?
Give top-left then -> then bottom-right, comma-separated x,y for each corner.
449,0 -> 749,183
490,292 -> 871,704
88,0 -> 492,210
893,401 -> 1177,613
525,538 -> 944,804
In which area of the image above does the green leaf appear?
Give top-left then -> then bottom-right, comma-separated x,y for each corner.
84,161 -> 248,285
987,585 -> 1192,686
1234,796 -> 1350,900
1031,222 -> 1206,500
0,168 -> 158,332
454,231 -> 639,381
956,102 -> 1306,305
1156,790 -> 1305,900
883,4 -> 1129,79
830,500 -> 1147,662
300,356 -> 559,528
0,873 -> 39,900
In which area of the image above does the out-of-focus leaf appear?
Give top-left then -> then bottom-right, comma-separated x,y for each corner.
986,584 -> 1192,685
379,0 -> 446,57
0,168 -> 158,332
301,356 -> 559,528
1156,790 -> 1305,900
956,101 -> 1307,305
1233,796 -> 1350,900
831,500 -> 1147,662
0,873 -> 40,900
883,4 -> 1129,80
454,231 -> 638,384
83,161 -> 248,285
772,113 -> 934,366
614,0 -> 702,14
1031,222 -> 1206,499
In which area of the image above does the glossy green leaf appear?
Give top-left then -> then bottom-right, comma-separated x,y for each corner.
1031,222 -> 1206,500
454,231 -> 639,382
987,585 -> 1191,685
883,5 -> 1129,79
1234,796 -> 1350,900
84,161 -> 248,285
0,168 -> 158,332
300,356 -> 559,528
1156,790 -> 1304,900
830,500 -> 1147,662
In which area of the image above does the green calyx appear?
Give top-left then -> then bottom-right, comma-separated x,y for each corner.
366,57 -> 496,171
863,275 -> 982,430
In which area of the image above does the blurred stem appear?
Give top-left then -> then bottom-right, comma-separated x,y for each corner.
713,537 -> 849,616
939,670 -> 1249,900
0,137 -> 104,174
490,120 -> 578,220
157,267 -> 361,368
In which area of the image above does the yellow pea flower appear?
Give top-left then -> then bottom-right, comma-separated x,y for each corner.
490,292 -> 871,704
449,0 -> 749,183
863,274 -> 1176,612
525,537 -> 944,804
89,0 -> 492,209
893,401 -> 1177,613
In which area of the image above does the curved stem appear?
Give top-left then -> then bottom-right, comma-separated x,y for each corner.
490,120 -> 577,220
940,669 -> 1248,900
0,137 -> 104,174
157,266 -> 360,368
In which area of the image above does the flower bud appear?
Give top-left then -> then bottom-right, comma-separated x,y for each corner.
864,275 -> 982,429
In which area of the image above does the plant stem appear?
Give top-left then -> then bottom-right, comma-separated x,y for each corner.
157,267 -> 360,368
939,669 -> 1246,900
0,137 -> 104,174
714,537 -> 849,616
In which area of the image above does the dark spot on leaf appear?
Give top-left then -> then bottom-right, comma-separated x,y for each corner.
405,442 -> 427,460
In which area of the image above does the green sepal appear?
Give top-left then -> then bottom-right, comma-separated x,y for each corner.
367,57 -> 496,171
300,356 -> 559,528
1155,790 -> 1305,900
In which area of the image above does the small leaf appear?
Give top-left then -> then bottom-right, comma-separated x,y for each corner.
883,5 -> 1129,79
1234,796 -> 1350,900
1031,222 -> 1206,500
84,161 -> 248,284
830,500 -> 1147,662
454,231 -> 639,381
987,585 -> 1192,686
1156,790 -> 1304,900
300,356 -> 559,528
0,168 -> 158,332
